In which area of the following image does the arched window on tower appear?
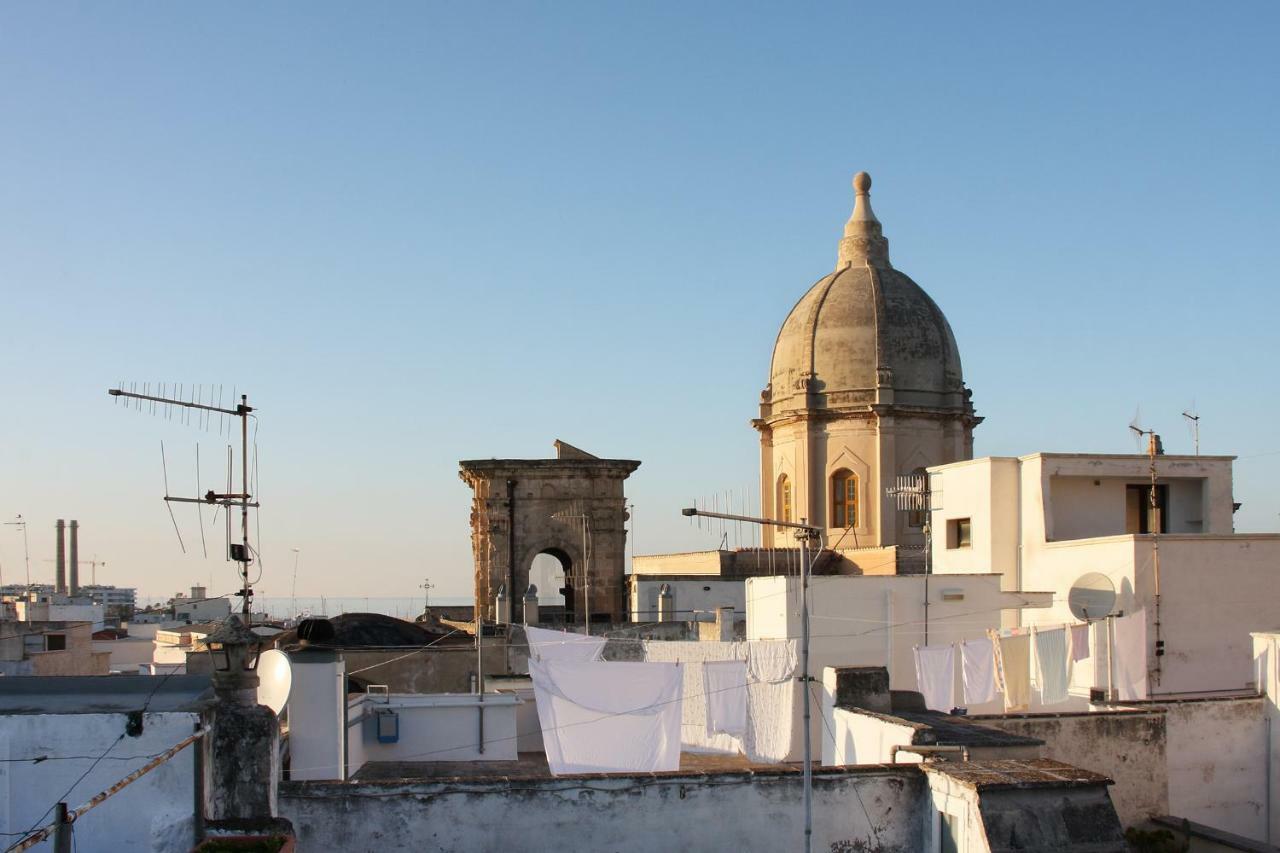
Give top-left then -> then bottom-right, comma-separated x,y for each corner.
777,474 -> 792,529
831,469 -> 858,529
908,467 -> 929,528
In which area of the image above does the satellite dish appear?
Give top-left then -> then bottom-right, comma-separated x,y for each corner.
257,649 -> 293,714
1068,573 -> 1117,621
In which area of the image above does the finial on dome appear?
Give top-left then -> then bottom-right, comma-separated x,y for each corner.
837,171 -> 889,269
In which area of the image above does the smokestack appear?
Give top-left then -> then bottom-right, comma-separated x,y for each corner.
69,520 -> 80,596
54,519 -> 66,595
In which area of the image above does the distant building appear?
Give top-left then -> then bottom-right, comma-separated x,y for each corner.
0,620 -> 110,676
169,586 -> 231,624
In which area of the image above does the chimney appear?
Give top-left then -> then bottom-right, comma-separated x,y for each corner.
54,519 -> 66,595
69,520 -> 80,596
1149,433 -> 1165,456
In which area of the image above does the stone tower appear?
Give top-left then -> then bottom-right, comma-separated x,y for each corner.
754,173 -> 980,554
459,441 -> 639,625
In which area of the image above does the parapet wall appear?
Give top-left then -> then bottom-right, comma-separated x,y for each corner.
280,766 -> 925,853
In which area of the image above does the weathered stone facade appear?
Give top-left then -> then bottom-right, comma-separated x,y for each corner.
459,441 -> 639,624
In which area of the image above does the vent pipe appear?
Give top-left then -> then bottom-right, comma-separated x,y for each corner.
69,520 -> 80,596
54,519 -> 66,595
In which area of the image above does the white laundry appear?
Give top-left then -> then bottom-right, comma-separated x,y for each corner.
1113,610 -> 1148,701
642,639 -> 798,763
525,625 -> 606,663
1035,628 -> 1070,705
529,659 -> 682,775
997,632 -> 1032,712
913,644 -> 955,712
960,637 -> 998,705
703,660 -> 748,737
1070,623 -> 1091,662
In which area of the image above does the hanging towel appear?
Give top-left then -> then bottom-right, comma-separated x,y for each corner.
703,660 -> 748,737
526,626 -> 606,663
1035,628 -> 1070,705
1070,624 -> 1091,662
913,644 -> 955,712
961,637 -> 998,705
529,659 -> 682,775
997,633 -> 1031,712
1113,610 -> 1148,701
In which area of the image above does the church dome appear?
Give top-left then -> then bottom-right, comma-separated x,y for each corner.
764,173 -> 967,415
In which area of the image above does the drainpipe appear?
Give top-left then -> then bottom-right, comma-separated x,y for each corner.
890,744 -> 970,763
507,480 -> 518,623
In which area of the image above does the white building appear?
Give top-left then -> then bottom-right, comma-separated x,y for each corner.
929,451 -> 1280,699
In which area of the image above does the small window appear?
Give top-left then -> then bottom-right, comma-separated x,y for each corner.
830,469 -> 858,528
946,518 -> 972,549
777,474 -> 792,529
45,634 -> 66,652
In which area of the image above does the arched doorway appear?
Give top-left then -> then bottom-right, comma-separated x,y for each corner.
529,550 -> 571,622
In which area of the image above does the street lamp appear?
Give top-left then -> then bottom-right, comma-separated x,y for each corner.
204,616 -> 265,704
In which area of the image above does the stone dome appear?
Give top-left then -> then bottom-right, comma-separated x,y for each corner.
764,173 -> 966,415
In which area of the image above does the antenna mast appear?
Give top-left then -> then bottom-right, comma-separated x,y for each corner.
1128,419 -> 1164,687
1182,410 -> 1200,456
108,387 -> 259,617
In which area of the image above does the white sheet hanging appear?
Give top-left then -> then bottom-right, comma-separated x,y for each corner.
996,632 -> 1031,712
913,644 -> 955,712
1034,628 -> 1070,705
525,626 -> 606,663
529,659 -> 682,775
641,639 -> 798,763
1113,610 -> 1148,701
960,637 -> 998,705
1070,623 -> 1091,662
703,660 -> 748,737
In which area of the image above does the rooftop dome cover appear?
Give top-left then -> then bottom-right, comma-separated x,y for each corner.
766,172 -> 965,413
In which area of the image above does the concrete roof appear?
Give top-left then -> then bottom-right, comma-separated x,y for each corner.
0,675 -> 213,715
921,758 -> 1112,791
884,710 -> 1044,749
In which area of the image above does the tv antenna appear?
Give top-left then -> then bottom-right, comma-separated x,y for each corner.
1127,414 -> 1165,686
420,577 -> 434,612
3,515 -> 31,590
108,385 -> 259,616
1182,405 -> 1200,456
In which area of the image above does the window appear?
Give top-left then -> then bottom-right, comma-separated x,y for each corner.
45,634 -> 66,652
777,474 -> 792,527
946,518 -> 972,549
1125,484 -> 1168,534
830,469 -> 858,528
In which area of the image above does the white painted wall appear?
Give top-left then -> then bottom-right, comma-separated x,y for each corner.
0,712 -> 199,852
350,694 -> 519,765
288,654 -> 346,781
824,706 -> 918,766
629,578 -> 745,621
1165,697 -> 1267,840
748,574 -> 1052,729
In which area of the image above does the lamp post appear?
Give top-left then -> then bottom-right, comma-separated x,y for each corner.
205,615 -> 264,706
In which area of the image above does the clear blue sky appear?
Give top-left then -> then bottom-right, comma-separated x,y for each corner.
2,3 -> 1278,601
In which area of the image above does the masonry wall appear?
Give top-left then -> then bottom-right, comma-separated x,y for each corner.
1163,697 -> 1267,841
975,710 -> 1168,831
0,712 -> 199,852
280,767 -> 925,853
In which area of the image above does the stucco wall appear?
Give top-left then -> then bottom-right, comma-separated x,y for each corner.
1163,697 -> 1266,840
0,712 -> 199,852
975,710 -> 1168,830
281,766 -> 925,852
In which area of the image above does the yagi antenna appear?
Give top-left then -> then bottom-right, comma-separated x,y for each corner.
108,385 -> 261,616
1182,402 -> 1200,457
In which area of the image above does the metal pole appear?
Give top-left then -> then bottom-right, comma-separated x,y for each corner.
52,803 -> 71,853
583,515 -> 591,636
800,528 -> 813,853
240,396 -> 250,617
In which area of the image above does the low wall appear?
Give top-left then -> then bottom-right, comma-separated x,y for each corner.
1163,696 -> 1267,841
280,766 -> 925,853
975,709 -> 1168,830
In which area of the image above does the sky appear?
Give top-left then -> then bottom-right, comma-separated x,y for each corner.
1,3 -> 1278,603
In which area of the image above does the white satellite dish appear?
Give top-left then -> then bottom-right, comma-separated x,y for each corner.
1067,573 -> 1117,621
257,649 -> 293,715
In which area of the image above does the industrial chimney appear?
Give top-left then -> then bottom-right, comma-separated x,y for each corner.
54,519 -> 66,595
69,520 -> 80,596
